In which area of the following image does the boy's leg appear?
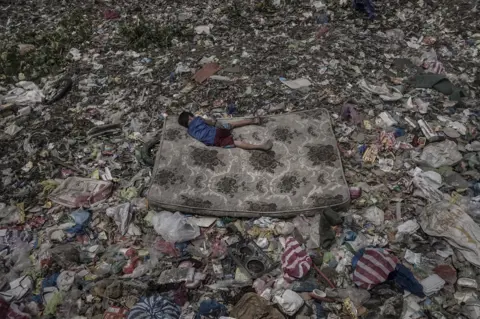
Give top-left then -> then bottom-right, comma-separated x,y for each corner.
229,117 -> 261,129
234,140 -> 273,151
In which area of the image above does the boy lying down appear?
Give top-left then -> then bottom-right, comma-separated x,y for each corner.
178,111 -> 273,151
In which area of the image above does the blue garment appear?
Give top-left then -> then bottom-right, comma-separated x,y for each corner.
353,0 -> 375,19
195,300 -> 228,319
227,103 -> 237,115
351,248 -> 366,270
314,301 -> 327,319
390,264 -> 425,297
188,117 -> 216,146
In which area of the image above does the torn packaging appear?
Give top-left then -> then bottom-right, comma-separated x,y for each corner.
49,177 -> 113,208
231,293 -> 285,319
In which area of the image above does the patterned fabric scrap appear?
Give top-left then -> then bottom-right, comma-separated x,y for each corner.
127,295 -> 180,319
352,248 -> 399,290
281,237 -> 312,282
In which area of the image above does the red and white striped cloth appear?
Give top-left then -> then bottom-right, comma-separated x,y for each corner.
422,60 -> 445,74
353,248 -> 399,290
281,237 -> 312,282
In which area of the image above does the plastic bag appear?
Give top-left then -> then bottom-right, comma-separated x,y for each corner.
419,140 -> 462,168
151,211 -> 200,243
48,177 -> 113,208
463,196 -> 480,224
362,206 -> 384,226
0,203 -> 21,225
420,201 -> 480,267
412,170 -> 444,203
273,289 -> 304,316
9,241 -> 32,274
158,268 -> 195,284
153,239 -> 180,257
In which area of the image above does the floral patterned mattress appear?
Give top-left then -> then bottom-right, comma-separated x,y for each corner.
147,109 -> 350,217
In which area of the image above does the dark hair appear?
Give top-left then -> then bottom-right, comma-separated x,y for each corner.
178,111 -> 193,128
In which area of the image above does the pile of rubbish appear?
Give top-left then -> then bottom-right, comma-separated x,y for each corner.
1,0 -> 480,318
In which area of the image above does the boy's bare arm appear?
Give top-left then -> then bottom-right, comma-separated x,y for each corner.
203,118 -> 217,126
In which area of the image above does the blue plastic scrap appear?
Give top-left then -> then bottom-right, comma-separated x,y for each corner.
227,103 -> 237,116
195,300 -> 228,319
66,209 -> 91,235
353,0 -> 375,19
316,13 -> 329,24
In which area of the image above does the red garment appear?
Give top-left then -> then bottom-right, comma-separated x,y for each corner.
0,298 -> 30,319
213,128 -> 235,148
281,237 -> 312,282
353,248 -> 399,290
103,10 -> 120,20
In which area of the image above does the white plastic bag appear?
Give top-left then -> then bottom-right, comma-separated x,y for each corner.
420,201 -> 480,267
363,206 -> 384,226
151,211 -> 200,243
419,140 -> 462,168
273,289 -> 304,316
412,170 -> 444,203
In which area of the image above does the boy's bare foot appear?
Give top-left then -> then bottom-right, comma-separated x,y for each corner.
262,140 -> 273,151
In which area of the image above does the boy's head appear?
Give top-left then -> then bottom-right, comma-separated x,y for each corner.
178,111 -> 194,128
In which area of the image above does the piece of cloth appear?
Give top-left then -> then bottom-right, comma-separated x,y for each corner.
340,103 -> 362,126
353,0 -> 375,19
227,103 -> 237,115
352,248 -> 399,290
0,297 -> 30,319
127,295 -> 180,319
0,298 -> 9,318
314,301 -> 327,319
230,293 -> 285,319
213,128 -> 235,148
281,237 -> 312,282
104,306 -> 129,319
194,300 -> 228,319
413,74 -> 466,101
188,117 -> 216,146
434,265 -> 457,285
390,264 -> 425,297
104,9 -> 120,20
423,60 -> 445,74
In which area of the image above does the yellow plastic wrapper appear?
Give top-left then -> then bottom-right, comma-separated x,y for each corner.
362,145 -> 378,164
343,297 -> 358,319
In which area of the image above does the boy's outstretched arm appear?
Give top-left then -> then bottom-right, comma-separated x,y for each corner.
203,118 -> 217,126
